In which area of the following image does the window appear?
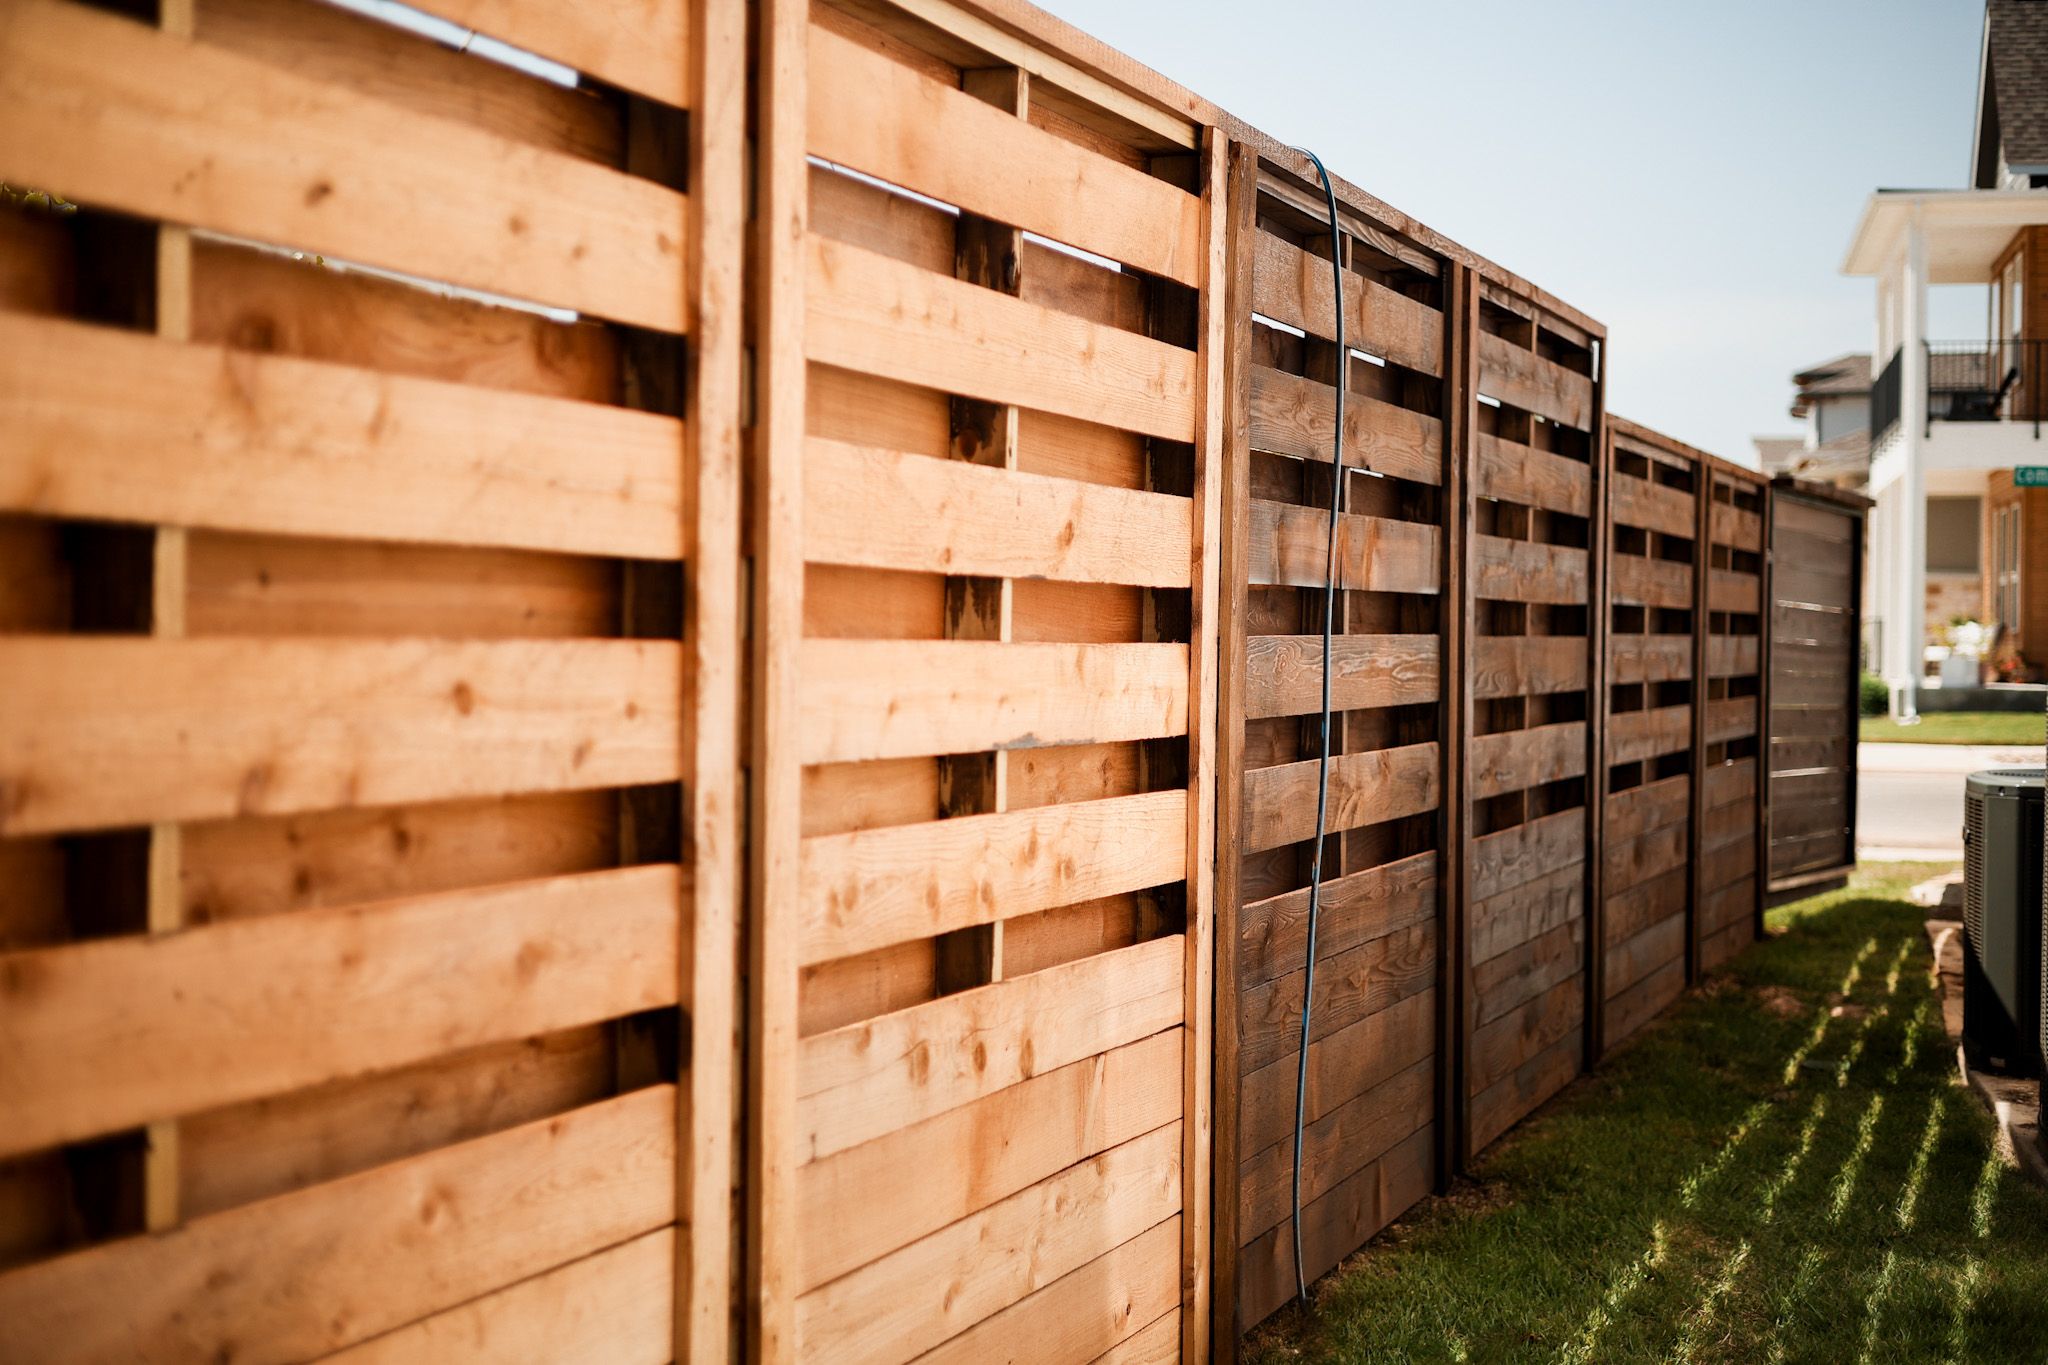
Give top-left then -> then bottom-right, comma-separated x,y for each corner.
1926,496 -> 1982,573
1994,502 -> 2023,629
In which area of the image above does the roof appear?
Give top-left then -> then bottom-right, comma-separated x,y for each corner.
1792,353 -> 1871,395
1751,430 -> 1870,486
1752,436 -> 1806,475
1976,1 -> 2048,184
1788,353 -> 1871,418
1841,188 -> 2048,279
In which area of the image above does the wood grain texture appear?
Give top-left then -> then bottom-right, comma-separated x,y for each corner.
798,1029 -> 1180,1291
1242,741 -> 1440,851
809,26 -> 1200,284
0,1086 -> 675,1362
1247,366 -> 1441,486
0,0 -> 688,330
0,316 -> 682,559
0,865 -> 681,1158
1245,633 -> 1438,717
798,790 -> 1186,963
803,438 -> 1190,586
0,637 -> 683,835
1248,501 -> 1440,593
797,935 -> 1182,1162
323,1230 -> 673,1365
1251,233 -> 1442,376
797,639 -> 1188,764
795,1122 -> 1181,1365
806,234 -> 1197,442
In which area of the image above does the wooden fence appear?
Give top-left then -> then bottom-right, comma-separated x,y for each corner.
0,0 -> 1866,1361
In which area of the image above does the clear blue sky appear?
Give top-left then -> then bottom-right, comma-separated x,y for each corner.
1048,0 -> 1987,462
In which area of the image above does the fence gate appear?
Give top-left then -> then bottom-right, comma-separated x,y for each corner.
1766,479 -> 1869,897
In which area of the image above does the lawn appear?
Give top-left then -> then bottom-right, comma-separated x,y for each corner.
1247,866 -> 2048,1365
1859,712 -> 2043,746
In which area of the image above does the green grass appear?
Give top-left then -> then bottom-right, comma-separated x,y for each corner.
1247,866 -> 2048,1365
1859,712 -> 2044,746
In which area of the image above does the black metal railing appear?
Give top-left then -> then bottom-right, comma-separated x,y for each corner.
1872,346 -> 1902,447
1926,339 -> 2048,427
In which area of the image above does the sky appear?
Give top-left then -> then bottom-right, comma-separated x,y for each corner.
1046,0 -> 1988,463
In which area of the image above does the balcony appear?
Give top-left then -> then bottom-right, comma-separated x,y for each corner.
1877,341 -> 2048,448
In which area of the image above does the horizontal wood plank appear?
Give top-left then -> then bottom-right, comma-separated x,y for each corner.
0,1086 -> 674,1361
798,791 -> 1185,964
795,1122 -> 1181,1365
798,640 -> 1187,764
1243,741 -> 1440,851
918,1215 -> 1180,1365
1245,633 -> 1438,718
809,26 -> 1200,284
799,1029 -> 1179,1292
1474,536 -> 1587,605
0,315 -> 682,559
1470,722 -> 1587,800
1251,233 -> 1443,376
1477,332 -> 1593,428
1610,554 -> 1692,610
806,234 -> 1196,442
797,935 -> 1181,1161
1473,635 -> 1586,699
1249,501 -> 1440,593
1474,434 -> 1591,517
1610,473 -> 1694,540
0,0 -> 687,330
0,866 -> 680,1158
1247,366 -> 1442,486
0,637 -> 681,835
323,1229 -> 672,1365
405,0 -> 691,107
803,437 -> 1189,586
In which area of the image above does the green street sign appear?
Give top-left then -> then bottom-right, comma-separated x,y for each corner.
2018,466 -> 2048,488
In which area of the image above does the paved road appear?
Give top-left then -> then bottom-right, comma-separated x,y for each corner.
1857,742 -> 2040,861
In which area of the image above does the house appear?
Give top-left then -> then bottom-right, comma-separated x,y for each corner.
1753,352 -> 1872,489
1842,0 -> 2048,711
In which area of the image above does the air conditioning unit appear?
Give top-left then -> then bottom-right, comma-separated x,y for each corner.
1962,768 -> 2045,1076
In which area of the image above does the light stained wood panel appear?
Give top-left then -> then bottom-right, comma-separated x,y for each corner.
0,637 -> 683,835
0,866 -> 683,1159
0,0 -> 689,331
0,315 -> 684,559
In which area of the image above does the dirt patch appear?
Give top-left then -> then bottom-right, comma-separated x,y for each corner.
1756,986 -> 1806,1019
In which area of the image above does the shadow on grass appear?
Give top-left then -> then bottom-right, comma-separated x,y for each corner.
1246,868 -> 2048,1365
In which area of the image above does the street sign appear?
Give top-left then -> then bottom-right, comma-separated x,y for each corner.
2017,466 -> 2048,488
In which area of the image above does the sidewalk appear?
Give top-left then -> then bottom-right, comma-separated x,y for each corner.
1854,743 -> 2038,862
1857,741 -> 2041,774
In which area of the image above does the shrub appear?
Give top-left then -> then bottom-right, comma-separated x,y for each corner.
1859,672 -> 1888,717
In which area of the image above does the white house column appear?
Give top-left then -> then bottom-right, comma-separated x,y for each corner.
1891,204 -> 1929,720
